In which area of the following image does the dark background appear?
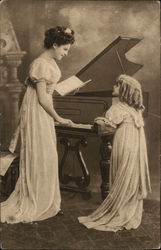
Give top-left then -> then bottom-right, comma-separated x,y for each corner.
3,0 -> 160,200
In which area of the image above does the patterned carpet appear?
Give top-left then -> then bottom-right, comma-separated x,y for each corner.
0,191 -> 160,250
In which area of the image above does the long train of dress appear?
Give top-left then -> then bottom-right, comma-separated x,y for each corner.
1,85 -> 61,223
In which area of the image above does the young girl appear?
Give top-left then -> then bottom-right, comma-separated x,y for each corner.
78,74 -> 151,232
1,26 -> 75,223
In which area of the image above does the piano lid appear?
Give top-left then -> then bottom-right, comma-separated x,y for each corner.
76,36 -> 143,93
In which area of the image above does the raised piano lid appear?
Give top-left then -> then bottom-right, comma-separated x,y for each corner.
76,36 -> 143,94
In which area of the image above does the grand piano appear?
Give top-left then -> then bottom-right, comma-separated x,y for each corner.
54,36 -> 148,200
1,36 -> 147,200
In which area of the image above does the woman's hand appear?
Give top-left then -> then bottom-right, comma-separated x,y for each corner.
57,117 -> 74,126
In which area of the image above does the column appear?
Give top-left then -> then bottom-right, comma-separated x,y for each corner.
4,52 -> 26,134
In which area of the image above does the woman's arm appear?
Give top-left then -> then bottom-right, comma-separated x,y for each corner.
36,81 -> 73,125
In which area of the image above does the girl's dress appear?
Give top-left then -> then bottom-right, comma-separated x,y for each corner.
78,101 -> 151,232
1,56 -> 62,223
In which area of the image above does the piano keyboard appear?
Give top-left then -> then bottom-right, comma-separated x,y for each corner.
55,121 -> 93,130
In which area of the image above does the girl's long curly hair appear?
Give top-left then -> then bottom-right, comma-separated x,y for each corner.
116,74 -> 144,111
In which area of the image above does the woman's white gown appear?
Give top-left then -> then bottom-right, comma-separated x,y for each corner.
1,56 -> 62,223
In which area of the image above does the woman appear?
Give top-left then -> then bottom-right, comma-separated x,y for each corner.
78,74 -> 151,232
1,26 -> 75,223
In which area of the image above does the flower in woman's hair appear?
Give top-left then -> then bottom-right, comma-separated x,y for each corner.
65,28 -> 72,34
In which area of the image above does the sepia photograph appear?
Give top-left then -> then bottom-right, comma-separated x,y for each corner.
0,0 -> 160,249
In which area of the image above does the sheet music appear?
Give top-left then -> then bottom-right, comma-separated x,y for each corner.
55,76 -> 91,96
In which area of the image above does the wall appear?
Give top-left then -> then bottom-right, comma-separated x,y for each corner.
3,0 -> 160,200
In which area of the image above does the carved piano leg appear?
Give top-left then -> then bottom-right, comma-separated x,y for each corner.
59,136 -> 91,199
100,135 -> 112,200
10,156 -> 19,192
75,139 -> 90,188
59,138 -> 71,185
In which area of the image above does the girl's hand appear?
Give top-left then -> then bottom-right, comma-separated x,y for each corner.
94,117 -> 105,122
94,117 -> 106,126
95,119 -> 106,126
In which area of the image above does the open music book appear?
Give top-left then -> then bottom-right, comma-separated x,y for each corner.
55,76 -> 91,96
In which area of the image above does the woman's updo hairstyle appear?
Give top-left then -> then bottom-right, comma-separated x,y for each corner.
116,74 -> 144,111
44,26 -> 75,49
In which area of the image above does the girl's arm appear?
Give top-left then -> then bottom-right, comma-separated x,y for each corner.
36,81 -> 73,125
94,117 -> 116,128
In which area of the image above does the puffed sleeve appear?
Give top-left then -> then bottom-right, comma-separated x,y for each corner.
29,58 -> 51,83
94,103 -> 124,129
104,104 -> 124,127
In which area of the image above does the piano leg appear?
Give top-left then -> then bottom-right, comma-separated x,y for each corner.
100,135 -> 113,200
59,136 -> 91,199
10,157 -> 19,191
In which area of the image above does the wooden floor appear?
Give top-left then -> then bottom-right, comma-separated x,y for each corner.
0,191 -> 160,250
